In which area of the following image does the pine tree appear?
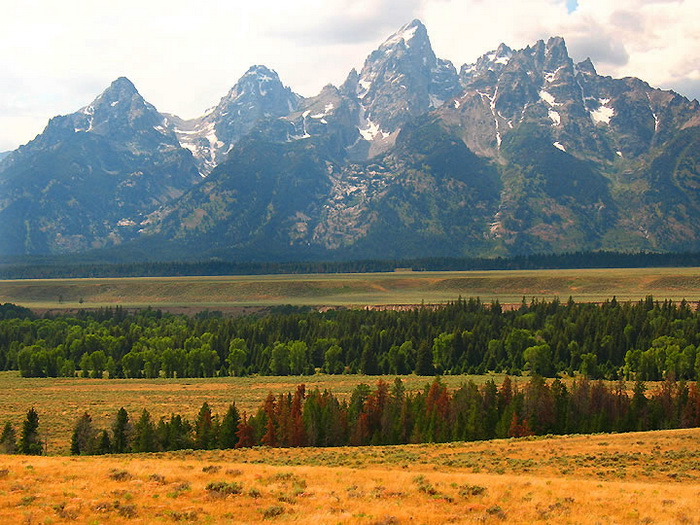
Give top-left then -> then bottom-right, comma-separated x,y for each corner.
194,402 -> 216,450
360,342 -> 379,375
70,412 -> 96,455
290,385 -> 307,447
133,409 -> 158,452
95,430 -> 112,455
261,393 -> 277,447
112,408 -> 131,453
0,422 -> 17,454
235,412 -> 255,448
219,403 -> 240,449
167,414 -> 192,450
415,342 -> 434,376
18,407 -> 42,455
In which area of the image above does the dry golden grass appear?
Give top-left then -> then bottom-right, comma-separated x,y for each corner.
0,428 -> 698,524
2,267 -> 700,309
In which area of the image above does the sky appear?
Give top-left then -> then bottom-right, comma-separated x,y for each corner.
1,0 -> 698,152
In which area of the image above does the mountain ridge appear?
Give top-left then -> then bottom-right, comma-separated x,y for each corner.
1,20 -> 698,261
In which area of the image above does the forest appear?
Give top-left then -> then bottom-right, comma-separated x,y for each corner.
3,250 -> 700,279
0,296 -> 699,381
3,375 -> 699,456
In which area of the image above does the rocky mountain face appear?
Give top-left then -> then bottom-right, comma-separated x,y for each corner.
0,78 -> 200,256
167,65 -> 301,175
1,20 -> 699,260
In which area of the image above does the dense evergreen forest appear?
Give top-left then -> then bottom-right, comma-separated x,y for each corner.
4,376 -> 699,456
2,250 -> 700,279
1,296 -> 699,381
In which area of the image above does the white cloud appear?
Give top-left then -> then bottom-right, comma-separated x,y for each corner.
423,0 -> 700,98
0,0 -> 697,151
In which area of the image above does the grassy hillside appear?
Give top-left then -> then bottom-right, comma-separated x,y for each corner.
0,428 -> 697,523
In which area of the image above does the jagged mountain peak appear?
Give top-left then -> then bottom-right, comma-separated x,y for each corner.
81,76 -> 146,113
576,58 -> 598,76
108,76 -> 137,91
340,68 -> 359,97
170,64 -> 300,175
217,65 -> 297,108
543,36 -> 572,69
244,64 -> 277,77
352,19 -> 458,149
379,19 -> 429,51
19,76 -> 168,146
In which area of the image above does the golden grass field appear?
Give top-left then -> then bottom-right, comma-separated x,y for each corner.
2,267 -> 700,310
0,428 -> 698,524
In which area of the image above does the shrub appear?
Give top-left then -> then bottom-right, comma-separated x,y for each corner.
205,481 -> 242,496
261,505 -> 284,519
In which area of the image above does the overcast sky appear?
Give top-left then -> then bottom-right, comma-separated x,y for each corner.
1,0 -> 698,151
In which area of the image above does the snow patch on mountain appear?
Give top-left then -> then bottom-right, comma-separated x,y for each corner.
590,99 -> 614,124
549,110 -> 561,126
382,21 -> 419,49
359,119 -> 386,141
539,90 -> 560,107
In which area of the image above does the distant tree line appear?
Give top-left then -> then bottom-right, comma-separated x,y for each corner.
1,297 -> 700,381
3,250 -> 700,279
2,376 -> 699,456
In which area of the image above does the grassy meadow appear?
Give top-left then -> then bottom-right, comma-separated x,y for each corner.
0,372 -> 510,455
0,428 -> 698,523
1,267 -> 700,310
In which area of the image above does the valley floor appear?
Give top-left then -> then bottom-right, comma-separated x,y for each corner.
1,428 -> 698,524
3,267 -> 700,309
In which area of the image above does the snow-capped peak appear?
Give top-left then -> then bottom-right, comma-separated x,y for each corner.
379,19 -> 427,50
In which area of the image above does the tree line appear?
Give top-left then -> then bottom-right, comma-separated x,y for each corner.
3,251 -> 700,279
3,376 -> 699,456
1,296 -> 699,381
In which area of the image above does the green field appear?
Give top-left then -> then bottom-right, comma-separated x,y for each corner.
2,267 -> 700,310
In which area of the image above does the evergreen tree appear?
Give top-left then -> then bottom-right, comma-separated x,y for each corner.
95,430 -> 112,455
112,408 -> 131,453
133,409 -> 158,452
219,403 -> 240,449
235,412 -> 255,448
0,422 -> 17,454
166,414 -> 192,451
360,342 -> 379,375
18,407 -> 42,455
261,393 -> 278,446
194,402 -> 217,450
415,341 -> 434,376
70,412 -> 96,455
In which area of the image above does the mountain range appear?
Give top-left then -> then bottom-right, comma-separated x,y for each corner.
1,20 -> 699,261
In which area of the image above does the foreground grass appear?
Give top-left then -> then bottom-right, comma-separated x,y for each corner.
0,428 -> 698,524
2,267 -> 700,309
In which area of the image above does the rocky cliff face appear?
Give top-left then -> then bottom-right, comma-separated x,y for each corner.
2,20 -> 699,260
